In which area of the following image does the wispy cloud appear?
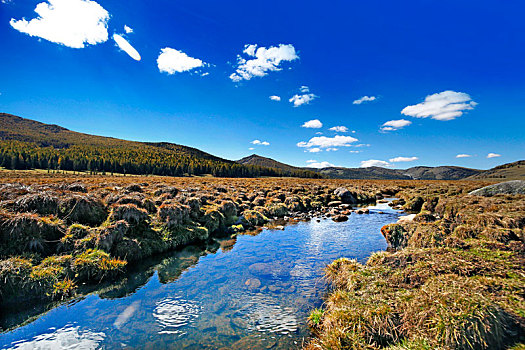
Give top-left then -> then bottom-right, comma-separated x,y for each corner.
157,48 -> 207,75
301,119 -> 323,129
329,126 -> 348,132
124,25 -> 133,34
487,153 -> 501,158
297,135 -> 358,149
389,156 -> 418,162
353,96 -> 376,105
251,139 -> 270,146
456,154 -> 472,158
113,34 -> 141,61
269,95 -> 281,101
380,119 -> 411,132
230,44 -> 298,82
360,159 -> 390,168
402,90 -> 477,121
10,0 -> 109,48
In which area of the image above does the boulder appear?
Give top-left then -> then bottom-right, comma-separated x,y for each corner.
333,187 -> 357,204
469,180 -> 525,197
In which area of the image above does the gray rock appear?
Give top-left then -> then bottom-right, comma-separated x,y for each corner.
333,187 -> 357,204
469,180 -> 525,197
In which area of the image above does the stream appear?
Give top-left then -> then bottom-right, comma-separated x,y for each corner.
0,201 -> 401,349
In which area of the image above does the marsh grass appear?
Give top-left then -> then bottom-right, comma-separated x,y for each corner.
308,186 -> 525,349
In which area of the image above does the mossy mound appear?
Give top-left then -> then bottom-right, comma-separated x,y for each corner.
58,195 -> 107,226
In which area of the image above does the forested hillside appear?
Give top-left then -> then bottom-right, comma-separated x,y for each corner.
0,113 -> 320,178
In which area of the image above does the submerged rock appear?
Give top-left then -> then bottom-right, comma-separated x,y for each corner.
469,180 -> 525,196
248,262 -> 288,278
245,278 -> 261,290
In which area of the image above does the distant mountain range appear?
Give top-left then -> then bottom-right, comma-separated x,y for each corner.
237,154 -> 525,180
1,113 -> 521,181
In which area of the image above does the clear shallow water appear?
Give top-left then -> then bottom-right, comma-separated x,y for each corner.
0,202 -> 401,349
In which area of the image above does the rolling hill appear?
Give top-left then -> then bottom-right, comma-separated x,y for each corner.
466,160 -> 525,180
403,166 -> 481,180
0,113 -> 320,178
237,154 -> 309,174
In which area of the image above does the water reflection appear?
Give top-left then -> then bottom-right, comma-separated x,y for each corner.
1,201 -> 401,349
6,324 -> 105,350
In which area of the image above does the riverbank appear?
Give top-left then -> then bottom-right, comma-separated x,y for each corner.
306,182 -> 525,350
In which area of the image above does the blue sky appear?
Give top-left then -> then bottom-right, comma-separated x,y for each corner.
0,0 -> 523,170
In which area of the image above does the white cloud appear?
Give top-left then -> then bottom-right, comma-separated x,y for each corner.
306,159 -> 317,163
306,148 -> 322,153
354,143 -> 370,148
297,135 -> 358,149
329,126 -> 349,133
269,95 -> 281,101
10,0 -> 109,48
326,148 -> 338,152
487,153 -> 501,158
456,154 -> 472,158
124,25 -> 133,34
360,159 -> 391,168
349,150 -> 361,154
251,140 -> 270,146
112,34 -> 141,61
401,90 -> 477,121
306,161 -> 335,169
289,91 -> 317,107
353,96 -> 376,105
380,119 -> 412,132
248,147 -> 255,150
230,44 -> 298,82
300,86 -> 310,93
157,48 -> 206,75
301,119 -> 323,129
389,156 -> 418,163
